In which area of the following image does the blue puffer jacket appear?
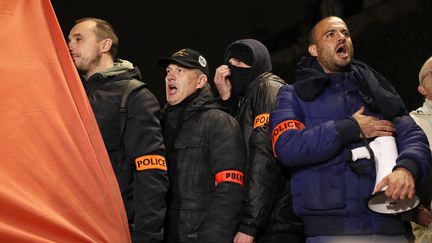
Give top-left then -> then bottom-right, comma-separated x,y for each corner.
270,58 -> 431,237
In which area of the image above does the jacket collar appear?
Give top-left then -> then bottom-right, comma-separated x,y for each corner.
293,56 -> 407,119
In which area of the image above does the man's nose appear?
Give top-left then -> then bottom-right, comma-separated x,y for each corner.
337,32 -> 346,42
166,73 -> 175,81
67,40 -> 75,49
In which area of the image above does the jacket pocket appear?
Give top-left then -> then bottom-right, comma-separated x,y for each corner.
177,193 -> 208,242
292,163 -> 346,212
173,135 -> 204,176
174,135 -> 201,149
179,209 -> 202,242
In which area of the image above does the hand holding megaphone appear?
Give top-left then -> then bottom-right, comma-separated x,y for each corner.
351,136 -> 420,214
374,165 -> 416,200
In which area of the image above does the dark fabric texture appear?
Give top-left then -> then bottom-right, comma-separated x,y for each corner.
221,39 -> 305,240
232,73 -> 305,238
84,64 -> 168,243
293,56 -> 407,120
224,39 -> 272,98
227,64 -> 253,97
162,85 -> 246,243
163,89 -> 202,152
226,44 -> 253,66
239,126 -> 304,241
157,48 -> 210,77
270,60 -> 431,236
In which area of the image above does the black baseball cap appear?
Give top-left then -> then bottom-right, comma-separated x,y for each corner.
157,48 -> 209,77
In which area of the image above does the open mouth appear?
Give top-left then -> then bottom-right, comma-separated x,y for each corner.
168,83 -> 177,95
336,45 -> 348,57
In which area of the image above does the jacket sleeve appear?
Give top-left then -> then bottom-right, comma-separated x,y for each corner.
269,85 -> 359,168
393,115 -> 431,185
238,78 -> 284,237
125,88 -> 168,243
238,126 -> 281,237
198,111 -> 246,243
250,78 -> 283,130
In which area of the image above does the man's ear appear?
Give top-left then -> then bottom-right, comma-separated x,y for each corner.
308,44 -> 318,57
418,84 -> 427,96
100,39 -> 112,53
196,74 -> 207,89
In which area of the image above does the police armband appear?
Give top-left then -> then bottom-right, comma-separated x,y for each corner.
253,113 -> 269,128
215,170 -> 244,186
271,119 -> 305,156
135,155 -> 167,171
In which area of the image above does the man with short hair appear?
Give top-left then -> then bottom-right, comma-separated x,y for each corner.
158,48 -> 246,243
270,16 -> 431,242
68,17 -> 168,242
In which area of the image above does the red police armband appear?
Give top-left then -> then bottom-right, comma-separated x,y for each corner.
135,155 -> 167,171
271,120 -> 305,156
215,170 -> 245,186
253,113 -> 269,128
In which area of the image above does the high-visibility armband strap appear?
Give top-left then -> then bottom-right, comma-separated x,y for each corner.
253,113 -> 269,128
135,155 -> 167,171
215,170 -> 245,186
271,120 -> 305,156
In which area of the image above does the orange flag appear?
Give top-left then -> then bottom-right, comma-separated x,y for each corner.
0,0 -> 131,242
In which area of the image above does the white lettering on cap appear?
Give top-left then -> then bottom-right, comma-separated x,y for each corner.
198,55 -> 207,68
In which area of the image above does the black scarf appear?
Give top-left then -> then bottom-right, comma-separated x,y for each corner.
163,89 -> 202,152
228,64 -> 253,97
294,56 -> 407,119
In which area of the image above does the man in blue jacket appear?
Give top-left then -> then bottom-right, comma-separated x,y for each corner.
270,16 -> 431,243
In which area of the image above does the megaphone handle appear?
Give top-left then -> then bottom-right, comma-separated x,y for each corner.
351,146 -> 370,161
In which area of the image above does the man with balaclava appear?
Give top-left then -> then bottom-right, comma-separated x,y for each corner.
214,39 -> 305,243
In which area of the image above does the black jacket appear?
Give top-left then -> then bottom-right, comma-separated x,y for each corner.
162,85 -> 246,243
83,59 -> 168,243
246,126 -> 304,238
222,39 -> 304,240
232,73 -> 303,239
230,72 -> 286,149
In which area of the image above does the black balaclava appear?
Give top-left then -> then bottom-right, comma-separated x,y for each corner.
224,39 -> 272,97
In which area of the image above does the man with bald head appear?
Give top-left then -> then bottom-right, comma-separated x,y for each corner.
270,16 -> 431,242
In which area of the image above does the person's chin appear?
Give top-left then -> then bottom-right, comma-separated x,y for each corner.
167,99 -> 176,106
167,96 -> 181,106
337,58 -> 351,67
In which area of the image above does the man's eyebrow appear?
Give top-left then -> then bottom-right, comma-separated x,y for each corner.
71,33 -> 83,38
323,29 -> 336,35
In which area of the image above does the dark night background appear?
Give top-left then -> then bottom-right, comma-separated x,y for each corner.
51,0 -> 432,111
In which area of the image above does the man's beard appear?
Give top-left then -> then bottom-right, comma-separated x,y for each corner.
77,53 -> 102,76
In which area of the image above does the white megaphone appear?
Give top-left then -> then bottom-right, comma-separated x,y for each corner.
351,136 -> 420,214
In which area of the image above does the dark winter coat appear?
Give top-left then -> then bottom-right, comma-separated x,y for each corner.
162,85 -> 246,243
223,39 -> 304,240
83,59 -> 168,243
270,56 -> 431,236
